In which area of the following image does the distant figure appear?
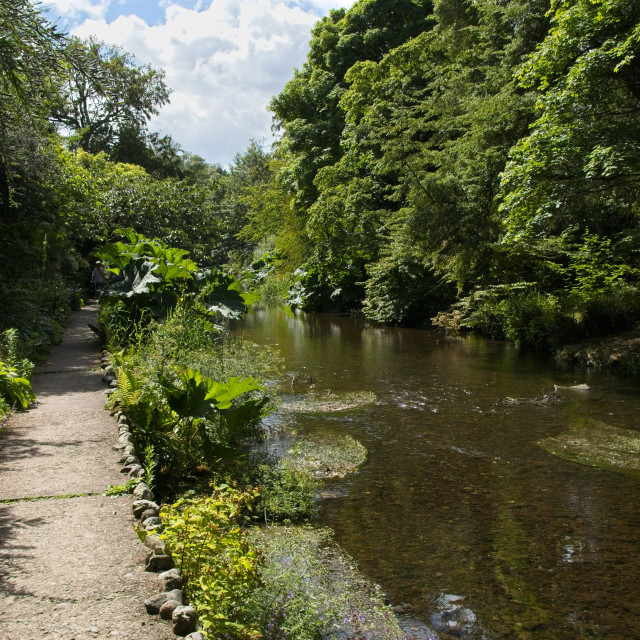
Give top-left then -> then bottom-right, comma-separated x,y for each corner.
91,261 -> 104,293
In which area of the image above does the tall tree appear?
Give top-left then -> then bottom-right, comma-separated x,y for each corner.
50,37 -> 170,158
500,0 -> 640,245
270,0 -> 436,310
0,0 -> 66,216
271,0 -> 435,214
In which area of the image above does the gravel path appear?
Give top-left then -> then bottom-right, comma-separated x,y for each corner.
0,304 -> 172,640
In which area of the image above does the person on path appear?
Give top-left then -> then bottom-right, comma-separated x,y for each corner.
91,261 -> 104,293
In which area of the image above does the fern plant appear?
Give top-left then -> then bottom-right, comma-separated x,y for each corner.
0,361 -> 35,410
0,329 -> 35,412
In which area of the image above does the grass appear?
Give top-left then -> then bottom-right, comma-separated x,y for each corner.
249,525 -> 407,640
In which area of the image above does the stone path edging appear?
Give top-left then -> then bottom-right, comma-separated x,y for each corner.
0,304 -> 193,640
100,356 -> 201,639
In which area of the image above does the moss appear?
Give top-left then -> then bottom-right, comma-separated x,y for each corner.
284,434 -> 367,479
283,390 -> 377,414
538,419 -> 640,478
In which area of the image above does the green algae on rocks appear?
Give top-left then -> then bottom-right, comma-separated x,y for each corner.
283,390 -> 377,413
248,525 -> 405,640
538,419 -> 640,478
284,434 -> 367,478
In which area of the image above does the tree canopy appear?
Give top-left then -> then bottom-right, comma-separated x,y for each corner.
3,0 -> 640,359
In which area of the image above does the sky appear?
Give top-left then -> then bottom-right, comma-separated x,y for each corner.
44,0 -> 358,166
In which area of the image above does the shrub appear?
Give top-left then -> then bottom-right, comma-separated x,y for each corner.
0,329 -> 35,412
160,485 -> 263,639
252,464 -> 319,523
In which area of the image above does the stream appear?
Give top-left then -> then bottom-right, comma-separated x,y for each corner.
234,306 -> 640,640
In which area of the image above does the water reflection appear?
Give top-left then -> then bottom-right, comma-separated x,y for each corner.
234,307 -> 640,640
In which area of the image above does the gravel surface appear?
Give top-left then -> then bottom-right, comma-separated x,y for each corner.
0,304 -> 172,640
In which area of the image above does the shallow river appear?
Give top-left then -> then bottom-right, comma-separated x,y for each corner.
235,306 -> 640,640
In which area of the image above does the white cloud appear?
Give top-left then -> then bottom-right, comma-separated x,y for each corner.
45,0 -> 110,21
56,0 -> 358,165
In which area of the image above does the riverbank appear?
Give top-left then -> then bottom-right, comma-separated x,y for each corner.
556,323 -> 640,376
0,304 -> 171,639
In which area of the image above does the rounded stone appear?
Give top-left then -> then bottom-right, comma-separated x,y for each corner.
158,568 -> 182,591
143,516 -> 162,528
140,508 -> 158,521
133,483 -> 153,501
144,534 -> 166,555
120,463 -> 141,475
132,500 -> 160,519
159,599 -> 181,620
172,606 -> 198,636
144,589 -> 183,615
145,553 -> 174,572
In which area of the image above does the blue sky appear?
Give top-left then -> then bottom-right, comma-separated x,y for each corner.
44,0 -> 357,165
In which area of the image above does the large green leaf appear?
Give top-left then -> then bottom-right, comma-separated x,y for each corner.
163,369 -> 264,420
0,362 -> 35,410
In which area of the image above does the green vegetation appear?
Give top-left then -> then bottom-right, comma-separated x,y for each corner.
98,230 -> 272,492
284,434 -> 368,479
226,0 -> 640,358
98,231 -> 386,638
160,495 -> 405,640
248,526 -> 405,640
283,390 -> 377,414
0,329 -> 35,419
5,0 -> 640,636
6,0 -> 639,360
160,485 -> 263,639
539,419 -> 640,478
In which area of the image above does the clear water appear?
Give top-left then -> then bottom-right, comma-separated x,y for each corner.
234,307 -> 640,640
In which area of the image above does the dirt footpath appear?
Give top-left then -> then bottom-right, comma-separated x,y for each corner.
0,304 -> 171,640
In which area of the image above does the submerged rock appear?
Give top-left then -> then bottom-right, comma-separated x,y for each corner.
502,392 -> 562,407
539,419 -> 640,478
283,390 -> 377,413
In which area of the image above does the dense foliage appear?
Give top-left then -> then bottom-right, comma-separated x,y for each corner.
3,0 -> 640,393
0,1 -> 273,363
234,0 -> 640,353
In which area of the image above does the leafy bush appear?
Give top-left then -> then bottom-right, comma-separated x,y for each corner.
109,355 -> 271,485
0,329 -> 35,413
363,254 -> 456,326
252,464 -> 319,523
435,277 -> 640,353
98,228 -> 256,333
0,276 -> 73,358
160,485 -> 263,639
0,362 -> 35,411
